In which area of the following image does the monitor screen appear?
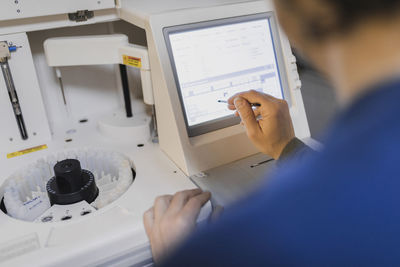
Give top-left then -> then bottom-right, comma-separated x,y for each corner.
164,13 -> 286,137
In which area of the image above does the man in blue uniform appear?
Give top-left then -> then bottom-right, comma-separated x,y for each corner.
143,0 -> 400,265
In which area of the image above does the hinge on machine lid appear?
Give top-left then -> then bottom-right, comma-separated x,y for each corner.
68,10 -> 94,22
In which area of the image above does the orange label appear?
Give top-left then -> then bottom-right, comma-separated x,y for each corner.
123,55 -> 142,68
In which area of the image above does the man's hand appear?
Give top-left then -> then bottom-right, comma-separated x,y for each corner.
228,90 -> 295,159
143,189 -> 211,264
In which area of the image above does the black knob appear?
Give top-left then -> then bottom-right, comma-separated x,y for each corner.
47,159 -> 99,206
54,159 -> 83,194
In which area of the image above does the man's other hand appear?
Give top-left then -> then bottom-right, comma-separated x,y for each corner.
143,189 -> 211,264
228,90 -> 295,159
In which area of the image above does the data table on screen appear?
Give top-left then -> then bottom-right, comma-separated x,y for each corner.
169,18 -> 284,127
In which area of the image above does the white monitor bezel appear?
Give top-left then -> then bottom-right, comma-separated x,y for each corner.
163,12 -> 291,137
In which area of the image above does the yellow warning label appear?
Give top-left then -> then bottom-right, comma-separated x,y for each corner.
123,55 -> 142,68
7,144 -> 48,159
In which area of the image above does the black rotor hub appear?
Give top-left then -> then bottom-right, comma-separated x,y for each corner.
46,159 -> 98,205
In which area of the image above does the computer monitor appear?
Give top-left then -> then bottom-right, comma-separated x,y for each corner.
164,12 -> 289,137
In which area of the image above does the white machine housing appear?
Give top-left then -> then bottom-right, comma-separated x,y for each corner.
0,0 -> 310,266
120,0 -> 309,175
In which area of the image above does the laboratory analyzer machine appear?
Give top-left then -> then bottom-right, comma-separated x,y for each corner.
0,0 -> 310,266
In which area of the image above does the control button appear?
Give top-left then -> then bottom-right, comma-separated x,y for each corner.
61,215 -> 72,221
296,80 -> 302,88
41,216 -> 53,222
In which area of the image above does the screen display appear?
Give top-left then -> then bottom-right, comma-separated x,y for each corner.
165,14 -> 285,136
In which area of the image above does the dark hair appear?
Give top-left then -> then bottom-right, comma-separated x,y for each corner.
283,0 -> 400,39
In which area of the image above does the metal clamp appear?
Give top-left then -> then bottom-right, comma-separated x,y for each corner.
68,10 -> 94,22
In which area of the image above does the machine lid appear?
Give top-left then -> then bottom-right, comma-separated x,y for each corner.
0,0 -> 116,22
119,0 -> 258,17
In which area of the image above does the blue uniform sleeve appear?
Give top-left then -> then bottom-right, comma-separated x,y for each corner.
278,137 -> 314,165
